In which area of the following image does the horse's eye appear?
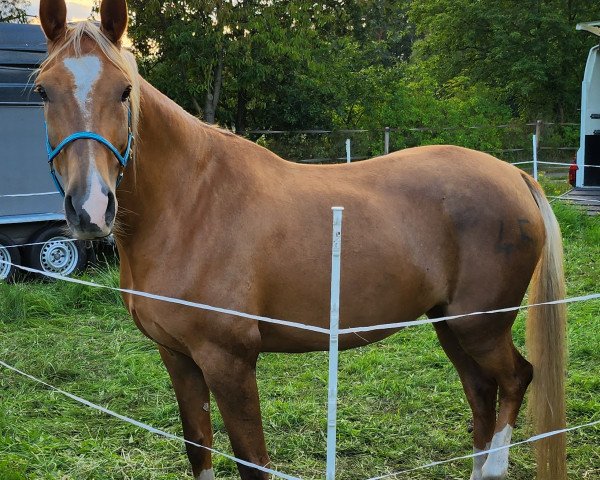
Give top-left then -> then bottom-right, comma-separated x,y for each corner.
34,85 -> 48,102
121,86 -> 132,102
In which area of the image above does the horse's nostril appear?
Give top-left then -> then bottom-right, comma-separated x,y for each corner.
64,195 -> 80,226
105,191 -> 116,224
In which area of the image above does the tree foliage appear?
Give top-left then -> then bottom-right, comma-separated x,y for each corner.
127,0 -> 326,127
124,0 -> 600,153
409,0 -> 600,120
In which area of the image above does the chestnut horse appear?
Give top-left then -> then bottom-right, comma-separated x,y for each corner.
37,1 -> 567,479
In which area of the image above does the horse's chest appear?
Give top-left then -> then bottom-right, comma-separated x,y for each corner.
127,299 -> 193,353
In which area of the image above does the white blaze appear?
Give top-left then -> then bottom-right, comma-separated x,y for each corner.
63,55 -> 102,128
63,55 -> 110,229
81,170 -> 109,228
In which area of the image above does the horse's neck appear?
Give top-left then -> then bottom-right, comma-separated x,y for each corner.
136,78 -> 211,174
115,78 -> 279,249
115,80 -> 205,240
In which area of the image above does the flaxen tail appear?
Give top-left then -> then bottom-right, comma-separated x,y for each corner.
522,174 -> 567,480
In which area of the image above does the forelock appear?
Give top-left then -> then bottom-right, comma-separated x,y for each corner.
38,21 -> 140,138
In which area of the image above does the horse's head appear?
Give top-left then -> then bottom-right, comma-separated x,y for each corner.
37,0 -> 138,239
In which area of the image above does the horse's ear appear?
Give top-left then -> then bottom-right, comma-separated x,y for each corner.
100,0 -> 128,45
39,0 -> 67,43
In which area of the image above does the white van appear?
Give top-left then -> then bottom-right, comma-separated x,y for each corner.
576,21 -> 600,187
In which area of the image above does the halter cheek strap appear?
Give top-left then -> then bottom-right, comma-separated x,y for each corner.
45,109 -> 134,197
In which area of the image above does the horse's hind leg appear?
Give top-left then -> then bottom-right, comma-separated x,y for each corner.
158,346 -> 215,480
479,340 -> 532,480
446,312 -> 533,480
433,320 -> 497,480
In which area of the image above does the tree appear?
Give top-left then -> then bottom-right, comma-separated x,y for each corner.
125,1 -> 417,131
122,0 -> 597,159
409,0 -> 600,121
0,0 -> 30,23
127,0 -> 323,127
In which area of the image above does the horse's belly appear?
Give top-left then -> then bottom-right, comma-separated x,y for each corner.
260,324 -> 405,353
254,210 -> 452,352
258,263 -> 444,353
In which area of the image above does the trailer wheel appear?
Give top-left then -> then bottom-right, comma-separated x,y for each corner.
26,226 -> 88,277
0,233 -> 21,282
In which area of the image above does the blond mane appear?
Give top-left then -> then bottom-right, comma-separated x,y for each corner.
39,21 -> 141,139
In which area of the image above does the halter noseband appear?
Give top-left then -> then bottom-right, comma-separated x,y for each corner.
45,109 -> 134,197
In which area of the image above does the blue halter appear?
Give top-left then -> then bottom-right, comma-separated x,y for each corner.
45,109 -> 134,197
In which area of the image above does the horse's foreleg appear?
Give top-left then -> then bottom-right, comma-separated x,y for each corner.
433,321 -> 497,480
199,346 -> 270,480
158,346 -> 215,480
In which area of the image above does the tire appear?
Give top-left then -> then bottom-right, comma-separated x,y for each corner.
26,225 -> 88,277
0,233 -> 21,283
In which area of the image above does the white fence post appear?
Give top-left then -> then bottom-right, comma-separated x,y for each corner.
346,139 -> 351,163
532,134 -> 538,181
384,127 -> 390,155
326,207 -> 343,480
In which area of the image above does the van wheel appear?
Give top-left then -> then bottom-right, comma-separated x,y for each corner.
26,225 -> 88,277
0,233 -> 21,282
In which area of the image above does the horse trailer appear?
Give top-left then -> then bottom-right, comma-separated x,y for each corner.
576,21 -> 600,187
0,24 -> 92,282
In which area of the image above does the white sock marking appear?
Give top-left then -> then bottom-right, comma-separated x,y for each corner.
470,442 -> 490,480
196,468 -> 215,480
63,55 -> 102,128
482,424 -> 513,479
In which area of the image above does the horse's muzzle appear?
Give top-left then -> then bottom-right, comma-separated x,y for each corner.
64,191 -> 116,239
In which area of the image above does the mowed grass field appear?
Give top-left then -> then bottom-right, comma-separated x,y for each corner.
0,201 -> 598,480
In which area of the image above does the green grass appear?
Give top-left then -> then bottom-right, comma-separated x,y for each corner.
0,202 -> 598,480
